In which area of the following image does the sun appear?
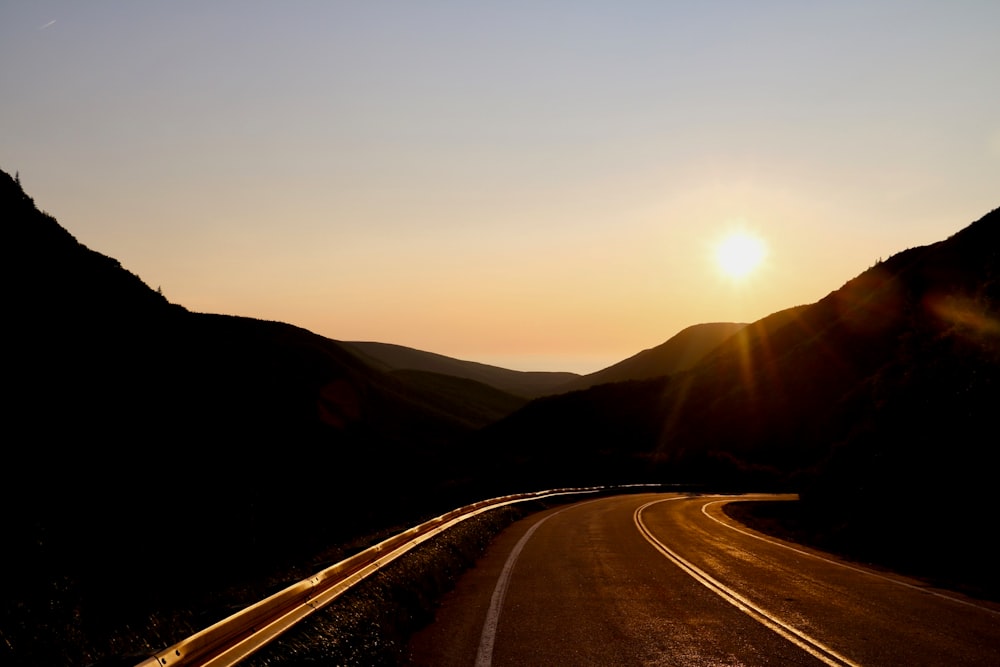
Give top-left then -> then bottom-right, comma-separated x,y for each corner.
715,230 -> 767,280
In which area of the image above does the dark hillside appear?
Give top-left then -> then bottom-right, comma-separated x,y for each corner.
667,208 -> 1000,478
462,377 -> 674,495
6,163 -> 998,662
791,210 -> 1000,592
472,206 -> 1000,593
344,341 -> 580,397
561,322 -> 747,391
487,207 -> 1000,483
386,369 -> 528,428
0,170 -> 491,666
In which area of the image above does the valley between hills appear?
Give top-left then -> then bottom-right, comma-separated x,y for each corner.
3,167 -> 999,665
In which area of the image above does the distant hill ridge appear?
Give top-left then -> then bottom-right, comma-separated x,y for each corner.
563,322 -> 747,391
345,323 -> 748,397
343,341 -> 580,398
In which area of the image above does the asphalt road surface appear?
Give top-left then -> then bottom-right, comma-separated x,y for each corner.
405,493 -> 1000,666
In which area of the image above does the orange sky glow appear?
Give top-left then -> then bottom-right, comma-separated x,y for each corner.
3,2 -> 998,372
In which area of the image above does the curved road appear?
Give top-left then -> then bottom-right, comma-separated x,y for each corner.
405,493 -> 1000,666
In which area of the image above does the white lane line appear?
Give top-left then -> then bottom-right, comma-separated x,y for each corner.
635,499 -> 862,667
474,499 -> 603,667
701,499 -> 1000,615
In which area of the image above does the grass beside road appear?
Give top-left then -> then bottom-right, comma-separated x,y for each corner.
722,499 -> 999,603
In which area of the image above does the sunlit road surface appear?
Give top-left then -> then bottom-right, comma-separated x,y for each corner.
405,493 -> 1000,666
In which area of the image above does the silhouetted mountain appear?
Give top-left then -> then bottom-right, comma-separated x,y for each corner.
384,369 -> 528,428
560,322 -> 747,391
0,169 -> 506,665
7,163 -> 998,664
470,205 -> 1000,592
343,341 -> 580,397
657,210 -> 1000,482
478,208 -> 1000,481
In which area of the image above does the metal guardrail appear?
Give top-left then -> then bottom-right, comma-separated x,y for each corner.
134,486 -> 613,667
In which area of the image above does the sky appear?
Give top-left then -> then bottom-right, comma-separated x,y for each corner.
3,2 -> 998,373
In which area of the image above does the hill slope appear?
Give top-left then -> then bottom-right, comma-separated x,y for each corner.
477,207 -> 1000,483
343,340 -> 580,397
0,170 -> 501,666
7,164 -> 998,661
470,206 -> 1000,591
561,322 -> 747,391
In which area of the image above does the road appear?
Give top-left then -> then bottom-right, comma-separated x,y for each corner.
405,493 -> 1000,666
